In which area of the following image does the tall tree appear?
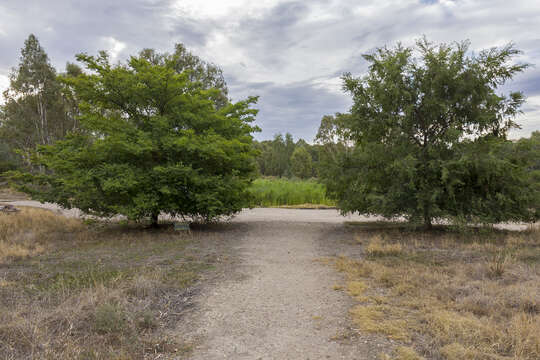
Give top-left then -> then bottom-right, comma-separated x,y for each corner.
321,39 -> 538,227
290,146 -> 312,179
0,35 -> 79,166
9,51 -> 259,225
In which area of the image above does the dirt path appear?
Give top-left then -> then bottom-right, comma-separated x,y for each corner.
183,220 -> 381,359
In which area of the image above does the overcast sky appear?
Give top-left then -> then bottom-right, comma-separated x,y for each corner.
1,0 -> 539,141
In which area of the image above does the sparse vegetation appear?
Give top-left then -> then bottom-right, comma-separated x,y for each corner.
330,226 -> 540,359
0,207 -> 221,359
248,177 -> 335,207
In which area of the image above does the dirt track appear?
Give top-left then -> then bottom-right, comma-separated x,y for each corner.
182,220 -> 391,360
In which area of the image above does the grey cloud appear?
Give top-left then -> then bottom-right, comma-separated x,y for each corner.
228,76 -> 351,141
0,0 -> 208,71
0,0 -> 539,140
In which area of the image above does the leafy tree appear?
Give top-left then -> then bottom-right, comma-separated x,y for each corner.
9,51 -> 259,225
139,44 -> 228,109
290,146 -> 313,179
320,39 -> 538,228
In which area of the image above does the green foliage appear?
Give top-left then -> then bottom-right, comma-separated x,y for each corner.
255,132 -> 320,178
8,50 -> 259,224
290,146 -> 313,179
139,43 -> 229,109
319,38 -> 538,227
248,178 -> 334,207
0,34 -> 79,156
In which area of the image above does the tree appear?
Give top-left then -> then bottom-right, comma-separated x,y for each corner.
290,146 -> 312,179
321,38 -> 538,228
0,35 -> 79,167
269,134 -> 288,177
139,44 -> 228,109
9,51 -> 259,226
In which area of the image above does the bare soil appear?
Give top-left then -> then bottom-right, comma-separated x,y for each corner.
181,220 -> 390,359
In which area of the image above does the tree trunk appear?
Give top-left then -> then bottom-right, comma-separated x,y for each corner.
423,206 -> 432,230
151,213 -> 159,228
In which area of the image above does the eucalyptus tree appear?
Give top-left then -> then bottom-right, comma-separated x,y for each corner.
0,35 -> 80,166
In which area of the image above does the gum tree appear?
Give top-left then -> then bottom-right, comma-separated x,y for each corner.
319,39 -> 538,228
9,51 -> 259,225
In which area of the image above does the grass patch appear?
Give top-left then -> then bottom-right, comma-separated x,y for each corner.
0,207 -> 221,359
330,227 -> 540,359
248,177 -> 335,207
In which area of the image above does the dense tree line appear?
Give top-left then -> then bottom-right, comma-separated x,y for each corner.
254,133 -> 320,179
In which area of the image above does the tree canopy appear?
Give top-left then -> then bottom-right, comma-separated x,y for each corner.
290,146 -> 313,179
318,39 -> 539,227
9,51 -> 259,225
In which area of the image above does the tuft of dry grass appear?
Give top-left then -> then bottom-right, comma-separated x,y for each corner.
0,207 -> 84,262
330,226 -> 540,359
380,346 -> 425,360
0,207 -> 220,359
365,235 -> 404,257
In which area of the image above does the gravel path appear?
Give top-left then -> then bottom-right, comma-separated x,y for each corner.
183,220 -> 381,360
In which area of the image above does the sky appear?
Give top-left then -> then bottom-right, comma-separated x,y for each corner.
0,0 -> 539,141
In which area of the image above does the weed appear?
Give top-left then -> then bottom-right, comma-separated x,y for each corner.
93,303 -> 129,335
379,346 -> 424,360
137,311 -> 158,330
486,249 -> 512,278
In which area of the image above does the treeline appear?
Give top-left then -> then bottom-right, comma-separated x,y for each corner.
1,34 -> 539,226
254,133 -> 321,179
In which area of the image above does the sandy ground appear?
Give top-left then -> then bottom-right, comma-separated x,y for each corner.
181,220 -> 389,360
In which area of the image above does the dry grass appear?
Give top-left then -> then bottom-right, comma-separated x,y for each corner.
0,207 -> 84,262
331,227 -> 540,360
0,207 -> 221,359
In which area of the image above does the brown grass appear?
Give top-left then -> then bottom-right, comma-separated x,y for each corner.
0,207 -> 220,359
0,207 -> 83,262
331,226 -> 540,360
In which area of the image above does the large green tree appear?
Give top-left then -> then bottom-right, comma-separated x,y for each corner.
9,51 -> 259,225
319,39 -> 538,227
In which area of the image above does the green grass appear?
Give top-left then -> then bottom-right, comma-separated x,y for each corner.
248,178 -> 335,207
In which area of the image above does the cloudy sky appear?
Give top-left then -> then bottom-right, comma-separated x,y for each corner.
1,0 -> 539,141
